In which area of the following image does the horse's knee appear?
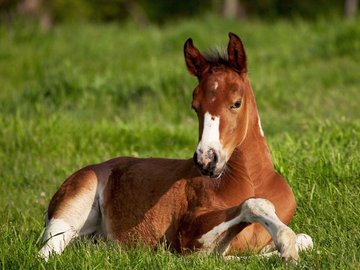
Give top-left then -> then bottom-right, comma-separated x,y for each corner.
240,198 -> 275,223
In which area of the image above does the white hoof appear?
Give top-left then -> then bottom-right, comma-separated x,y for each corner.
38,246 -> 51,261
296,233 -> 313,252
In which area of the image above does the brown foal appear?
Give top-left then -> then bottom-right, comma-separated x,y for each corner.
39,33 -> 312,262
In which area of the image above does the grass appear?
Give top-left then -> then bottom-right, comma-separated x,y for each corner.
0,14 -> 360,269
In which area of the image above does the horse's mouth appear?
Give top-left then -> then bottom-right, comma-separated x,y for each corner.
193,150 -> 227,179
210,167 -> 226,179
198,164 -> 226,179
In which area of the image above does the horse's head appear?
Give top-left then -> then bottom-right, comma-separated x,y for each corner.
184,33 -> 253,178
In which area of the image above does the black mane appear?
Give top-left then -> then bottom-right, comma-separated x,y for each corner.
203,48 -> 247,73
204,49 -> 229,66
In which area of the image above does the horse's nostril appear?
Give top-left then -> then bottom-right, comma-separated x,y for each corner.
193,149 -> 220,177
213,151 -> 218,163
193,152 -> 200,166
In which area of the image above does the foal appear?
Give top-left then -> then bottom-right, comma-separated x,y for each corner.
39,33 -> 312,262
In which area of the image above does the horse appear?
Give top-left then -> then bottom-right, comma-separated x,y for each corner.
39,32 -> 312,262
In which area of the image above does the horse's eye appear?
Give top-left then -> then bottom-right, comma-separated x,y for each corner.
231,100 -> 241,109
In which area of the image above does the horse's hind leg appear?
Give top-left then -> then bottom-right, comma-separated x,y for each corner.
39,169 -> 101,261
39,218 -> 78,260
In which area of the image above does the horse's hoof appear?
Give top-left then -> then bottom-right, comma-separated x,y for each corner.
276,227 -> 299,263
296,233 -> 313,251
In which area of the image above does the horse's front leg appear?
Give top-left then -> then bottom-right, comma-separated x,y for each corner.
189,198 -> 299,262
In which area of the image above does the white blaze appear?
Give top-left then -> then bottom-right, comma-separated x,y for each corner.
197,112 -> 221,153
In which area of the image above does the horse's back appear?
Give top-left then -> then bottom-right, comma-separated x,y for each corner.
46,156 -> 140,222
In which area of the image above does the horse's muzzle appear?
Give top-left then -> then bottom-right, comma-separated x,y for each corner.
193,149 -> 223,178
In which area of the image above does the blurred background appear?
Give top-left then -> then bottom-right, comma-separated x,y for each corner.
0,1 -> 359,159
0,1 -> 360,268
0,0 -> 358,30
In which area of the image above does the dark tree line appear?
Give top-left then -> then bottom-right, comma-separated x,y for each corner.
0,0 -> 357,31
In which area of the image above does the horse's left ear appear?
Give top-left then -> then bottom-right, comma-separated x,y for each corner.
227,32 -> 247,73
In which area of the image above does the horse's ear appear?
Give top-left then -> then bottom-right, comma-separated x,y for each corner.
227,32 -> 247,73
184,38 -> 209,78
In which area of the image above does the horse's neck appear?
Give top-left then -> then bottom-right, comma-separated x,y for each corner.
230,125 -> 274,184
218,97 -> 275,205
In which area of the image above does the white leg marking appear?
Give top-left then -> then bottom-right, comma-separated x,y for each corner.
255,233 -> 313,262
198,216 -> 241,253
261,233 -> 313,254
79,202 -> 101,236
225,233 -> 313,261
196,198 -> 299,262
39,218 -> 77,261
241,198 -> 298,262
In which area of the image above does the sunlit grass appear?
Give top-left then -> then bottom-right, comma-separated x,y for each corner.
0,14 -> 359,269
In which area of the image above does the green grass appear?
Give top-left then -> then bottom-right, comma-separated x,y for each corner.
1,14 -> 360,269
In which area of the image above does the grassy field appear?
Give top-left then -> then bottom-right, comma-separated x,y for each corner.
0,14 -> 360,269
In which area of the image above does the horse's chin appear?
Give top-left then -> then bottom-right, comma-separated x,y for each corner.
209,173 -> 222,180
202,164 -> 226,180
210,170 -> 225,180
